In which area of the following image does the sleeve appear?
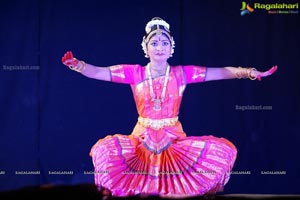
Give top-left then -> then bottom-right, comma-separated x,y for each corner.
183,65 -> 207,84
109,64 -> 141,84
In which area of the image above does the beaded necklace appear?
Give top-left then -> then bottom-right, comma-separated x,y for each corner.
146,63 -> 170,111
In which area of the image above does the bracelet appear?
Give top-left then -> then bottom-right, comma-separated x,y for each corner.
248,68 -> 257,80
69,61 -> 86,73
235,67 -> 257,80
235,67 -> 247,79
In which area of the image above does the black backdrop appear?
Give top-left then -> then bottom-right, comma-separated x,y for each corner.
0,0 -> 299,195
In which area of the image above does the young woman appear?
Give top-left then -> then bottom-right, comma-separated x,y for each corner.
62,17 -> 277,198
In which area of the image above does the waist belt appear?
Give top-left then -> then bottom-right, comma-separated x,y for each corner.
138,116 -> 178,130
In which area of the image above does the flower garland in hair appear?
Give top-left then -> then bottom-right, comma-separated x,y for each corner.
145,18 -> 170,33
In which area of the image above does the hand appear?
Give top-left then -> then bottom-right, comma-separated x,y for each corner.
251,65 -> 278,81
62,51 -> 79,67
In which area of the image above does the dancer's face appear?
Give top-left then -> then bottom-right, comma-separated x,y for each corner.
147,34 -> 171,62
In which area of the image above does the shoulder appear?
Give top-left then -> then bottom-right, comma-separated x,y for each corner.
120,64 -> 142,68
170,65 -> 183,72
119,64 -> 144,71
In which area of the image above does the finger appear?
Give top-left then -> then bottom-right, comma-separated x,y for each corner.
260,66 -> 277,77
268,65 -> 277,74
66,51 -> 71,60
70,51 -> 74,59
62,53 -> 69,64
257,75 -> 261,81
265,65 -> 276,75
62,54 -> 67,63
68,51 -> 73,59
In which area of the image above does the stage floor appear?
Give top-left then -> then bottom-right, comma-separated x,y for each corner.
0,184 -> 299,199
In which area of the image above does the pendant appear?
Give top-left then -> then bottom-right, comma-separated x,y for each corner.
153,98 -> 161,111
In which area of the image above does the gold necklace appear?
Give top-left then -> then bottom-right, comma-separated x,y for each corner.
146,63 -> 170,111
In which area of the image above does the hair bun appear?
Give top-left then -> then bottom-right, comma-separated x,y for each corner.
145,17 -> 170,34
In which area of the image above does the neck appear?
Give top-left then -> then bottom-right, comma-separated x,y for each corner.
149,61 -> 168,73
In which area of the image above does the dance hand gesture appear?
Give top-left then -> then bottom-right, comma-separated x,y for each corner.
62,51 -> 86,72
62,51 -> 79,68
252,65 -> 278,81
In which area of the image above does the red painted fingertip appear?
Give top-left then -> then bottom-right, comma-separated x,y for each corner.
270,65 -> 278,74
257,76 -> 261,81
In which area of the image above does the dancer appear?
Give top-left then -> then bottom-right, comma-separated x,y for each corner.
62,17 -> 277,197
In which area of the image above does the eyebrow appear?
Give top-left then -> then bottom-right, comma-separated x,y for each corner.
149,39 -> 169,42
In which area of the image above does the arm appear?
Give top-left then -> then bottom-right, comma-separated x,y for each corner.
205,66 -> 277,81
62,51 -> 111,81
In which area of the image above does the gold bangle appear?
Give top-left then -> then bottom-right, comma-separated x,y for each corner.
248,68 -> 257,80
235,67 -> 248,79
235,67 -> 242,79
78,61 -> 86,72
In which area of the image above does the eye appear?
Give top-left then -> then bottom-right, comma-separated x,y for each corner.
150,42 -> 158,47
162,41 -> 169,46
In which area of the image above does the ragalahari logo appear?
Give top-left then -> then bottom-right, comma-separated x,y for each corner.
240,2 -> 254,16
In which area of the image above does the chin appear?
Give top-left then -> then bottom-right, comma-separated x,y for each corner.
152,57 -> 168,62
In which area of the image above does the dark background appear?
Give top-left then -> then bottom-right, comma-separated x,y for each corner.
0,0 -> 299,195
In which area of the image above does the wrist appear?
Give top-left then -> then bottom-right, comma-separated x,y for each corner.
69,60 -> 86,73
248,68 -> 257,80
235,67 -> 257,80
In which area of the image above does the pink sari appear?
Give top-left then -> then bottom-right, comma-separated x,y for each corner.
89,64 -> 237,197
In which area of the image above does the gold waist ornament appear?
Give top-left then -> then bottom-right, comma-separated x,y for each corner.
138,116 -> 178,130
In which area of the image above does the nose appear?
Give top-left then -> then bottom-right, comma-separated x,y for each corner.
156,44 -> 163,51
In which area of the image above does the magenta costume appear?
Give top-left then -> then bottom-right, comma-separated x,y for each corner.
89,64 -> 237,197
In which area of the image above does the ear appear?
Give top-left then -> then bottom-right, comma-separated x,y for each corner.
145,46 -> 149,58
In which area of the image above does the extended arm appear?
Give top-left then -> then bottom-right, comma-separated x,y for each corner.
61,51 -> 111,81
205,66 -> 277,81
